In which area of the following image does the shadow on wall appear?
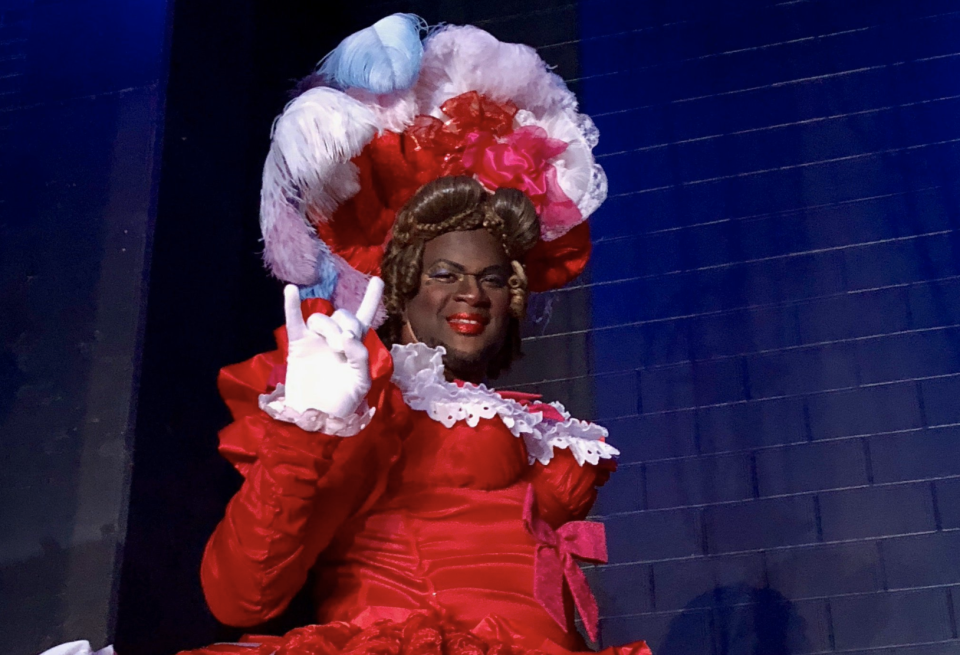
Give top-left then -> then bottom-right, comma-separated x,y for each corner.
659,585 -> 811,655
0,347 -> 24,425
0,254 -> 31,426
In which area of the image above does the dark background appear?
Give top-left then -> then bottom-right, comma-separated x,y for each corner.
2,0 -> 960,654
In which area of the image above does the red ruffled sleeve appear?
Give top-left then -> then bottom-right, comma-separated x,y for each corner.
201,298 -> 406,627
497,393 -> 616,528
525,450 -> 616,528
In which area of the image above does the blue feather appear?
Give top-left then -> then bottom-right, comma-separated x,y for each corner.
318,14 -> 425,94
299,253 -> 339,301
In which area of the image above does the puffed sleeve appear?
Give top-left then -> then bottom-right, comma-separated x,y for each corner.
525,450 -> 616,527
200,298 -> 406,627
522,405 -> 619,528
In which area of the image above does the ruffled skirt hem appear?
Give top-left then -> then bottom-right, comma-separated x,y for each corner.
176,610 -> 651,655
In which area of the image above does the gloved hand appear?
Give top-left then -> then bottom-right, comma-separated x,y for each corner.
283,277 -> 384,418
38,641 -> 114,655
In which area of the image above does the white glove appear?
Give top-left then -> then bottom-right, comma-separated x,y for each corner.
282,277 -> 383,418
38,642 -> 114,655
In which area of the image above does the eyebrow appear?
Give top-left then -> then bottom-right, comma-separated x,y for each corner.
427,259 -> 510,275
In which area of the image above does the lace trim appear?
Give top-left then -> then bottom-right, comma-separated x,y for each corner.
390,343 -> 619,466
527,401 -> 620,466
259,384 -> 375,436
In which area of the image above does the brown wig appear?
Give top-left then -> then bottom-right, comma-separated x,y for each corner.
378,176 -> 540,379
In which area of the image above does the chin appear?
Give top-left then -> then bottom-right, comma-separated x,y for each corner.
437,339 -> 502,380
440,341 -> 486,366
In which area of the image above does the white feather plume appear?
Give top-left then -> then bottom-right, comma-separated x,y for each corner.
416,25 -> 578,120
260,87 -> 381,283
346,87 -> 418,133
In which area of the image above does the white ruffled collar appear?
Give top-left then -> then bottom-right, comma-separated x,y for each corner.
389,343 -> 619,466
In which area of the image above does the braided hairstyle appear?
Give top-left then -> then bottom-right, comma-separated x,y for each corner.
378,176 -> 540,379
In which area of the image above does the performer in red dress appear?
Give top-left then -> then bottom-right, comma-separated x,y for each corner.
185,15 -> 651,655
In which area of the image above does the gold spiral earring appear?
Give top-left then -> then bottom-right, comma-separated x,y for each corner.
508,260 -> 529,319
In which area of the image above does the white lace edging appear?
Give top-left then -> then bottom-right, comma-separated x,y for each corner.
390,343 -> 543,436
390,343 -> 619,466
259,384 -> 375,437
529,401 -> 620,466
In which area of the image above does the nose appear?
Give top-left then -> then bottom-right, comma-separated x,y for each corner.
454,274 -> 488,306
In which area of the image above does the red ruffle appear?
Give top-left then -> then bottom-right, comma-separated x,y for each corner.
178,610 -> 651,655
522,221 -> 591,293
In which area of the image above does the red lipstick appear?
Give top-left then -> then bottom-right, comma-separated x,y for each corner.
446,313 -> 488,335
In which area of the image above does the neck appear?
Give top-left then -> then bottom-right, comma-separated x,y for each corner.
444,364 -> 485,385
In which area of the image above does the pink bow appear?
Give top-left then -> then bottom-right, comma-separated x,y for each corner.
461,126 -> 583,238
522,485 -> 607,643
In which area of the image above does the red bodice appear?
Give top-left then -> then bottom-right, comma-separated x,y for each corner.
312,408 -> 581,650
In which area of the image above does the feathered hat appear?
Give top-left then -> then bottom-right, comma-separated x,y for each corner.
260,14 -> 607,325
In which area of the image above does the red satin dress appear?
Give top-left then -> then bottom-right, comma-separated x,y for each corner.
186,299 -> 650,655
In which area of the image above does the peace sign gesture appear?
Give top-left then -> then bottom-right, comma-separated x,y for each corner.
283,277 -> 384,418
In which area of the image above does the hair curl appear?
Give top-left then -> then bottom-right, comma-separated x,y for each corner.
378,176 -> 540,379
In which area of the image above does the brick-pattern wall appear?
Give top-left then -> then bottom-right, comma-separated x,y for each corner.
514,0 -> 960,652
0,2 -> 29,129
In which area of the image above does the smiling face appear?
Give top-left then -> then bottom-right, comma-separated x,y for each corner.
401,229 -> 513,383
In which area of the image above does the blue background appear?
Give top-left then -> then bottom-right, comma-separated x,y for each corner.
573,1 -> 960,652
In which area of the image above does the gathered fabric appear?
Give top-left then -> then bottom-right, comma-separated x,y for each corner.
180,609 -> 651,655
